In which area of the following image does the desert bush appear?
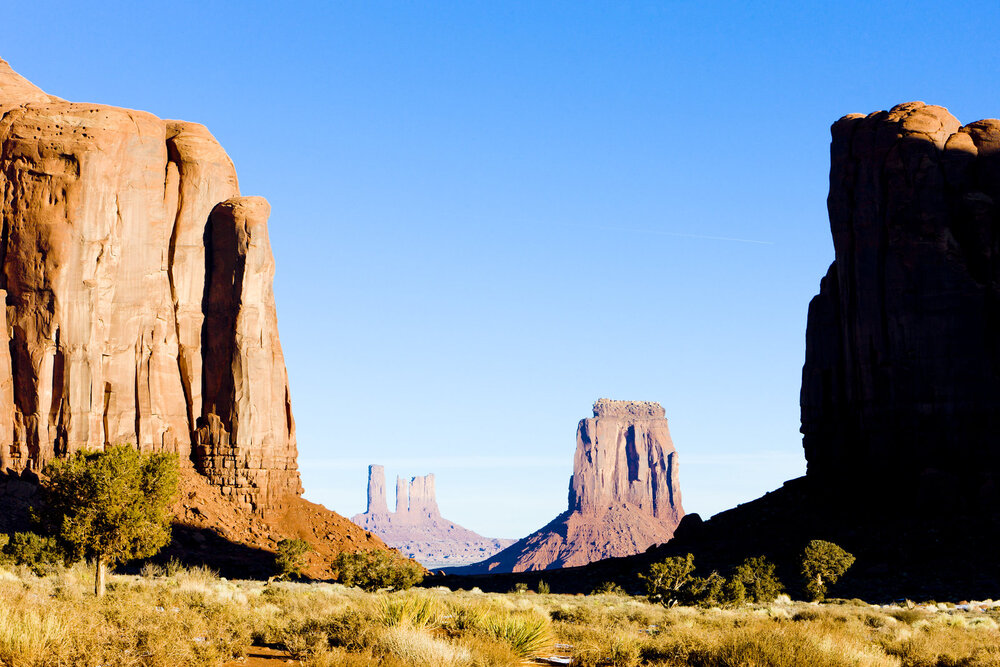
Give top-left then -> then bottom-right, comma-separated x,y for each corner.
537,579 -> 550,595
592,580 -> 627,596
333,549 -> 423,592
1,532 -> 64,576
480,610 -> 553,659
275,538 -> 311,580
140,561 -> 166,578
640,554 -> 759,608
801,540 -> 855,601
732,555 -> 784,603
377,593 -> 443,629
640,553 -> 696,606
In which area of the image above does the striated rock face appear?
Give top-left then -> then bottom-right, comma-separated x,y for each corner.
353,466 -> 514,569
450,399 -> 684,573
570,399 -> 681,521
802,102 -> 1000,500
366,464 -> 389,515
0,58 -> 298,513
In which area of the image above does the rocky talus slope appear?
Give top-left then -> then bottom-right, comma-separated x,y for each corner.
352,465 -> 514,568
447,399 -> 684,573
0,59 -> 393,577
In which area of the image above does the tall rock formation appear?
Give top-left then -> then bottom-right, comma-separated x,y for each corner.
802,102 -> 1000,504
0,58 -> 299,513
366,464 -> 389,515
450,399 -> 683,573
0,58 -> 402,581
353,467 -> 514,568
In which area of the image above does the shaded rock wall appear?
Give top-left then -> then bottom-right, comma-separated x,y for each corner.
802,102 -> 1000,501
0,58 -> 299,513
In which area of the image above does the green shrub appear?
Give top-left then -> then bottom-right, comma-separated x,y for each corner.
801,540 -> 855,601
684,572 -> 725,607
511,582 -> 529,594
332,550 -> 423,592
640,553 -> 696,606
591,581 -> 627,596
537,580 -> 550,595
721,576 -> 747,607
2,532 -> 64,575
274,538 -> 310,580
732,556 -> 784,603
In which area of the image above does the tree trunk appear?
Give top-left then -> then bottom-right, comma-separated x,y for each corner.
95,556 -> 106,597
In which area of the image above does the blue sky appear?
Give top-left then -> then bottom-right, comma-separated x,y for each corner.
6,1 -> 1000,537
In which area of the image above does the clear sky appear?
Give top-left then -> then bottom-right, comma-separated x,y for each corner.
5,1 -> 1000,538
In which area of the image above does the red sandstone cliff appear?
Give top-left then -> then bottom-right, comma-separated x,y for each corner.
449,399 -> 684,573
0,58 -> 392,576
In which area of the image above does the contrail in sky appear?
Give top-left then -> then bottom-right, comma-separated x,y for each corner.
593,224 -> 775,245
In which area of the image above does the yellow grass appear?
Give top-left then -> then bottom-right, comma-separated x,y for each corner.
1,561 -> 1000,666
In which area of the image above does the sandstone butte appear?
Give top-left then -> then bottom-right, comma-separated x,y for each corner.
801,102 -> 1000,504
351,465 -> 515,568
448,399 -> 684,574
462,103 -> 1000,599
0,58 -> 394,577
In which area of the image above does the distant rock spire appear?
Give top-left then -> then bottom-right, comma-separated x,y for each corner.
353,466 -> 514,568
366,465 -> 388,514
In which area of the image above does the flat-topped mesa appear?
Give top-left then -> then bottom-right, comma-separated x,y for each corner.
0,58 -> 300,514
802,102 -> 1000,501
592,398 -> 665,420
572,400 -> 681,520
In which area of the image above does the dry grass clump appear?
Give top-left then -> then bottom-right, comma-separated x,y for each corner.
0,608 -> 67,667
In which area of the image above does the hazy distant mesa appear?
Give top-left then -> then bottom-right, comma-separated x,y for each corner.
351,465 -> 514,568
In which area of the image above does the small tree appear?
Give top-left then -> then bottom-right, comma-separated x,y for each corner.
732,556 -> 784,603
274,538 -> 310,580
332,549 -> 424,592
36,444 -> 179,596
640,553 -> 696,606
801,540 -> 855,601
